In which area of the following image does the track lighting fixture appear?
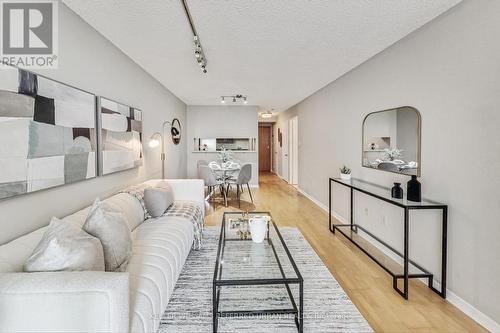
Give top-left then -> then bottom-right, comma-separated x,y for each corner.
193,36 -> 207,73
220,95 -> 248,104
182,0 -> 208,74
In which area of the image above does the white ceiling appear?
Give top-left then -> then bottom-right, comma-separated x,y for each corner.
63,0 -> 460,112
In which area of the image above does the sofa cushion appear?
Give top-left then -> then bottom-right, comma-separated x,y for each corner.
122,184 -> 153,220
102,193 -> 146,232
24,217 -> 105,272
128,216 -> 194,333
84,199 -> 132,272
144,187 -> 174,218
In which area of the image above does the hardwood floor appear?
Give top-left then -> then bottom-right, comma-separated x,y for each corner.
204,172 -> 487,333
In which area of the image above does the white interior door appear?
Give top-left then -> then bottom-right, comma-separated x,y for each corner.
281,124 -> 289,181
288,116 -> 299,185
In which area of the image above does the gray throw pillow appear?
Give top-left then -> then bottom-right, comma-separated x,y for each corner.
144,186 -> 174,218
83,198 -> 132,272
24,217 -> 105,272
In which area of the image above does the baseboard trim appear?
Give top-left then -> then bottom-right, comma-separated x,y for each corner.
430,280 -> 500,333
296,186 -> 500,333
275,173 -> 288,183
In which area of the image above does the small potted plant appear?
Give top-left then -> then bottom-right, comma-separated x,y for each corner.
340,165 -> 352,180
217,147 -> 234,167
383,148 -> 403,161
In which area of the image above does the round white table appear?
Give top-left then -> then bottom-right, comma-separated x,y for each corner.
209,163 -> 241,206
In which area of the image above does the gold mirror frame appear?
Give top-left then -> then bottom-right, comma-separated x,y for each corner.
361,106 -> 422,177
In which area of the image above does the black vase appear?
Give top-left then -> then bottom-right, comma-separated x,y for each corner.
407,175 -> 421,202
391,183 -> 403,199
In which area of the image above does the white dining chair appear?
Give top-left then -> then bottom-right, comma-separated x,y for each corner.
198,165 -> 225,206
226,163 -> 253,208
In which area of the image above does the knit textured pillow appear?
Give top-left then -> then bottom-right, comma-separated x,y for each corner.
83,198 -> 132,271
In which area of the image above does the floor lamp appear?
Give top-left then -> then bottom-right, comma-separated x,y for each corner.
148,120 -> 180,179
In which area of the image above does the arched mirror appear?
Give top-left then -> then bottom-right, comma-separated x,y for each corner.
362,106 -> 421,176
171,118 -> 181,145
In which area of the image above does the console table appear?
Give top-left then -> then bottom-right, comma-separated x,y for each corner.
328,177 -> 448,300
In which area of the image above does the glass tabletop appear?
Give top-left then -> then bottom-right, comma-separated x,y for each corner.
212,167 -> 240,172
214,212 -> 301,284
331,178 -> 446,208
209,161 -> 241,172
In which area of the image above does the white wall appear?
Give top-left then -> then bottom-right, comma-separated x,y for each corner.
0,3 -> 187,244
186,105 -> 259,185
276,0 -> 500,328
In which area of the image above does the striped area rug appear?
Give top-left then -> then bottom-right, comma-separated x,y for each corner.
158,226 -> 372,332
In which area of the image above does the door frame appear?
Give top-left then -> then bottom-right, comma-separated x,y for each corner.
258,122 -> 274,172
288,116 -> 298,185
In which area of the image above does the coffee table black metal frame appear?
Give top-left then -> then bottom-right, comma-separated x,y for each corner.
213,211 -> 304,332
328,177 -> 448,300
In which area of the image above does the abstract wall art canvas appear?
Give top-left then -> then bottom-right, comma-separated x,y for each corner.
98,97 -> 143,175
0,67 -> 97,200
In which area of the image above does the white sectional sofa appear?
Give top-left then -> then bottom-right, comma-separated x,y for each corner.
0,179 -> 204,333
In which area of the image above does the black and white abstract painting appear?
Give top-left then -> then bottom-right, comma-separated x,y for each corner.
0,67 -> 97,200
99,97 -> 142,175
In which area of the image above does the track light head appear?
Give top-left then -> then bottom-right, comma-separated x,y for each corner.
192,35 -> 207,73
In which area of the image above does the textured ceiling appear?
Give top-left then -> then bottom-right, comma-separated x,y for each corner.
63,0 -> 460,112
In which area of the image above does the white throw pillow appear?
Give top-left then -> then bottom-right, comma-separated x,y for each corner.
24,217 -> 105,272
83,198 -> 132,271
144,187 -> 174,218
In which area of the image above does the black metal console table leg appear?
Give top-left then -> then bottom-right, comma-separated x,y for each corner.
393,207 -> 410,299
329,179 -> 333,233
428,206 -> 448,298
350,187 -> 354,232
403,207 -> 409,299
441,207 -> 448,298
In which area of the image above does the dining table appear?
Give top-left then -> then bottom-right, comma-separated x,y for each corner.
209,162 -> 241,206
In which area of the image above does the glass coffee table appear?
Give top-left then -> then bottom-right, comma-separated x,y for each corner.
213,212 -> 303,332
